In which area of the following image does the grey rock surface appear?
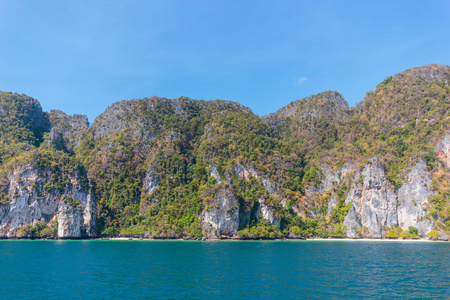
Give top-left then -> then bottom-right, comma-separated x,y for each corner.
340,159 -> 437,238
57,199 -> 82,238
397,160 -> 435,236
47,110 -> 89,151
210,165 -> 222,183
201,188 -> 239,238
0,163 -> 96,238
263,91 -> 349,125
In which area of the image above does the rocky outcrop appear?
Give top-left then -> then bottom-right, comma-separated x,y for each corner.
201,164 -> 283,234
47,110 -> 89,151
306,158 -> 442,239
254,197 -> 281,228
305,163 -> 353,217
210,165 -> 222,183
0,163 -> 96,239
139,160 -> 161,215
57,198 -> 82,238
344,159 -> 398,238
263,91 -> 349,137
437,132 -> 450,168
201,188 -> 239,238
325,159 -> 440,238
232,164 -> 277,195
231,164 -> 281,227
143,168 -> 159,194
397,161 -> 435,236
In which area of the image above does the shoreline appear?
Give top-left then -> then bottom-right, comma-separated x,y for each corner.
0,236 -> 447,242
105,237 -> 448,242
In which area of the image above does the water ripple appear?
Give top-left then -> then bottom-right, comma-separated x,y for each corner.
0,240 -> 448,299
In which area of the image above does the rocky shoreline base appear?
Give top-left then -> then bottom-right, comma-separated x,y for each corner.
0,236 -> 448,242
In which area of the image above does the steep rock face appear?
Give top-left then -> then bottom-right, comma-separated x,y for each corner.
47,110 -> 89,151
341,159 -> 442,238
344,159 -> 398,238
310,159 -> 439,239
232,164 -> 277,196
0,163 -> 96,238
232,164 -> 281,227
305,164 -> 353,217
397,161 -> 435,236
57,199 -> 82,238
210,165 -> 222,184
253,196 -> 281,228
201,188 -> 239,238
201,163 -> 283,238
143,167 -> 159,194
437,132 -> 450,168
139,163 -> 160,215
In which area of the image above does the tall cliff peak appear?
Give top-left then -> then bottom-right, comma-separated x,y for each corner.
358,64 -> 450,109
91,96 -> 253,141
356,64 -> 450,128
262,91 -> 349,144
0,91 -> 50,150
46,110 -> 90,152
399,63 -> 450,84
263,91 -> 349,124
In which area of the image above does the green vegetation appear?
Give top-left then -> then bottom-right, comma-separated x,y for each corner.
385,225 -> 421,239
1,64 -> 450,239
238,218 -> 282,239
0,92 -> 50,164
426,230 -> 443,239
9,219 -> 57,238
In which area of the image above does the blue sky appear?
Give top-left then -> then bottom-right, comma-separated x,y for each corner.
1,1 -> 449,123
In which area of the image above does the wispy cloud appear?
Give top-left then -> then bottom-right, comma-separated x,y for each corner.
296,77 -> 308,86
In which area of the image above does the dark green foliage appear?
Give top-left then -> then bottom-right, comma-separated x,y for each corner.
331,186 -> 352,223
408,226 -> 419,235
10,219 -> 57,238
238,219 -> 282,239
0,92 -> 50,164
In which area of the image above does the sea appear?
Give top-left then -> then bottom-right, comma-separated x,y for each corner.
0,240 -> 448,299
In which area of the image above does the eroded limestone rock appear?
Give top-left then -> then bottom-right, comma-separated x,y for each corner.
0,163 -> 96,239
201,188 -> 239,238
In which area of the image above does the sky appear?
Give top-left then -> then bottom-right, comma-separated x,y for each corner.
0,0 -> 450,123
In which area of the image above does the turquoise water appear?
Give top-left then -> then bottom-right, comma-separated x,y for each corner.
0,240 -> 448,299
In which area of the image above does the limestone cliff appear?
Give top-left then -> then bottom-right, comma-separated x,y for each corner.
310,157 -> 447,239
200,164 -> 283,238
201,188 -> 239,239
2,64 -> 450,240
0,162 -> 96,239
231,164 -> 281,228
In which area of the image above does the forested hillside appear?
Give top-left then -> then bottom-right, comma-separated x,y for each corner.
0,64 -> 449,240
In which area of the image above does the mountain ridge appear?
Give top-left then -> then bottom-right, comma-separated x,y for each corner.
0,63 -> 449,240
